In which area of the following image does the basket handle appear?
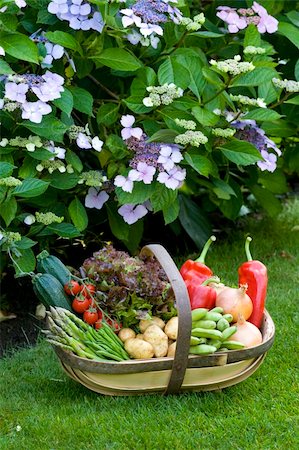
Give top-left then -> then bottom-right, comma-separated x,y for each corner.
140,244 -> 192,395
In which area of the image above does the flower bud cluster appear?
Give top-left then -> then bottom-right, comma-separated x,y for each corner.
174,119 -> 197,130
272,78 -> 299,93
35,212 -> 64,225
230,94 -> 266,108
210,55 -> 255,76
36,160 -> 74,174
244,46 -> 265,55
0,135 -> 43,152
78,171 -> 107,187
174,130 -> 208,147
48,0 -> 104,32
212,128 -> 236,138
143,83 -> 184,107
180,13 -> 205,31
0,177 -> 22,187
0,231 -> 22,244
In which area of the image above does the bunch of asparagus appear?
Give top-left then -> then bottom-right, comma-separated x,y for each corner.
43,306 -> 129,362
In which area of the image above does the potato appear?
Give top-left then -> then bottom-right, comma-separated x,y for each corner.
143,324 -> 168,357
124,338 -> 154,359
136,334 -> 144,340
139,316 -> 165,333
167,341 -> 177,357
118,328 -> 136,342
164,316 -> 178,340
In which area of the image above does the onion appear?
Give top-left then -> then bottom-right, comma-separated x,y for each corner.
215,284 -> 253,322
232,315 -> 263,348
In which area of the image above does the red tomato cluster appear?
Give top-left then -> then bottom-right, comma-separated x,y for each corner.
64,279 -> 122,331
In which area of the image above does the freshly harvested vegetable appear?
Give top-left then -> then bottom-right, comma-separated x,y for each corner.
164,316 -> 178,340
167,341 -> 176,357
64,280 -> 82,296
143,324 -> 168,357
215,285 -> 253,322
32,273 -> 72,311
72,295 -> 91,314
83,307 -> 99,325
81,283 -> 96,299
44,306 -> 129,361
139,317 -> 165,333
216,318 -> 230,332
191,328 -> 223,339
221,340 -> 245,350
192,320 -> 217,330
180,235 -> 216,283
189,344 -> 217,355
118,328 -> 136,342
124,338 -> 154,359
191,308 -> 209,321
36,250 -> 72,286
238,237 -> 268,329
232,315 -> 263,348
185,279 -> 217,310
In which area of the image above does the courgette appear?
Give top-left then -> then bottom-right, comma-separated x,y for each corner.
32,273 -> 72,311
36,250 -> 71,286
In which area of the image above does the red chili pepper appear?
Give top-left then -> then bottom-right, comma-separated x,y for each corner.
180,236 -> 216,284
185,278 -> 217,310
238,237 -> 268,329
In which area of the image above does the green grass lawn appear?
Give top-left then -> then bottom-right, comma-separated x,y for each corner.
1,199 -> 299,450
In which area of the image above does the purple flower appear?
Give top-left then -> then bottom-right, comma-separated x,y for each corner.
257,150 -> 277,172
120,8 -> 142,28
118,203 -> 148,225
128,162 -> 156,184
252,1 -> 278,33
48,0 -> 68,15
120,115 -> 143,140
85,188 -> 109,209
157,166 -> 186,190
157,145 -> 183,171
42,42 -> 64,66
76,132 -> 92,149
5,82 -> 29,103
21,101 -> 52,123
216,6 -> 247,33
114,175 -> 134,193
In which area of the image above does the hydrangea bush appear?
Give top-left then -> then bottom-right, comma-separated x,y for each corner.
0,0 -> 298,275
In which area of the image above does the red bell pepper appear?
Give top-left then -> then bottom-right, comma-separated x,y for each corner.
238,237 -> 268,329
180,235 -> 216,284
185,278 -> 217,310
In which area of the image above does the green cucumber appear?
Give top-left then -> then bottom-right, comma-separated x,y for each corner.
221,326 -> 237,341
192,320 -> 217,330
221,340 -> 245,350
191,328 -> 223,339
190,337 -> 207,345
191,308 -> 208,321
189,344 -> 217,355
32,273 -> 72,311
217,318 -> 230,332
36,250 -> 71,286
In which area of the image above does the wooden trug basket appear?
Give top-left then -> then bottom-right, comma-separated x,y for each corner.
52,244 -> 275,396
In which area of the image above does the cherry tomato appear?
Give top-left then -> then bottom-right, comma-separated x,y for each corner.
95,319 -> 103,330
72,295 -> 91,314
64,280 -> 81,296
83,307 -> 98,325
105,318 -> 122,331
81,283 -> 96,299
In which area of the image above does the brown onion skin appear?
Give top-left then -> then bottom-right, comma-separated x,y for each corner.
215,285 -> 253,322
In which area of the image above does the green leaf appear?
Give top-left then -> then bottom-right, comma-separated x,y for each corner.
0,60 -> 14,74
68,86 -> 93,116
47,223 -> 81,238
12,178 -> 49,198
278,22 -> 299,49
0,32 -> 38,63
106,135 -> 129,160
185,153 -> 217,178
124,96 -> 150,114
22,116 -> 68,143
97,103 -> 119,126
190,31 -> 225,38
295,59 -> 299,81
174,55 -> 205,99
202,67 -> 223,86
130,67 -> 156,97
91,48 -> 143,72
191,106 -> 219,126
106,203 -> 129,242
258,169 -> 288,194
150,184 -> 177,213
261,121 -> 296,137
258,82 -> 278,104
65,150 -> 83,173
163,197 -> 180,225
158,107 -> 195,131
218,179 -> 243,220
251,185 -> 282,217
14,237 -> 37,250
52,88 -> 73,117
45,31 -> 83,55
18,157 -> 38,179
13,248 -> 36,276
243,109 -> 282,121
218,139 -> 262,166
0,162 -> 15,177
286,11 -> 299,28
146,129 -> 179,143
158,57 -> 190,90
68,197 -> 88,232
116,183 -> 154,206
243,24 -> 261,48
178,195 -> 211,249
43,172 -> 79,190
26,148 -> 54,160
0,197 -> 17,226
212,179 -> 236,200
284,95 -> 299,105
232,68 -> 278,87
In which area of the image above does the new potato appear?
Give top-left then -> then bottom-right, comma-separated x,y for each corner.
139,317 -> 165,333
143,324 -> 168,357
124,338 -> 154,359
